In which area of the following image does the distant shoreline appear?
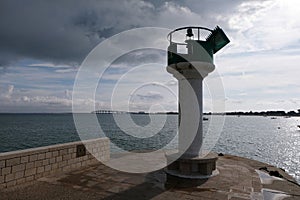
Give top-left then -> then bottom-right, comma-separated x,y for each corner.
1,110 -> 300,117
205,110 -> 300,117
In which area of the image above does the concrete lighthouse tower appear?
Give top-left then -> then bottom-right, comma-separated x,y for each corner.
166,26 -> 229,178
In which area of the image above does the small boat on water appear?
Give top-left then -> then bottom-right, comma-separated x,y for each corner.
203,117 -> 209,121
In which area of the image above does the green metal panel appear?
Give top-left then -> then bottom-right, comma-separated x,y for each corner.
206,26 -> 230,54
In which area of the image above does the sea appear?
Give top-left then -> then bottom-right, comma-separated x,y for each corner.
0,113 -> 299,184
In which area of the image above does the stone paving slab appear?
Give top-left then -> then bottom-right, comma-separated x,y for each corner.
0,154 -> 299,200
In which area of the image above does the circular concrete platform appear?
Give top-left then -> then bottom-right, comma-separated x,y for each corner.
165,152 -> 218,179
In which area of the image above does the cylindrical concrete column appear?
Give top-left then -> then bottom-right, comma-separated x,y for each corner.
167,62 -> 215,158
178,78 -> 203,157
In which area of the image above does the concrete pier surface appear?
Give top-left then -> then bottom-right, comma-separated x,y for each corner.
1,154 -> 299,200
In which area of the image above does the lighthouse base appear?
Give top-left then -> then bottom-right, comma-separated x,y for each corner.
165,152 -> 218,179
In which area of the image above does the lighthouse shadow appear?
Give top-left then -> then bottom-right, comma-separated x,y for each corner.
99,170 -> 208,200
165,173 -> 208,190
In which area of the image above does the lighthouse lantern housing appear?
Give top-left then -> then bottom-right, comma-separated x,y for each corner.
167,26 -> 230,65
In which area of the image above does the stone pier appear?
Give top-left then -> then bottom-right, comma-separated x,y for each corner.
0,138 -> 110,189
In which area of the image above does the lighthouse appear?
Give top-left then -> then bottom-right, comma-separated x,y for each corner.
166,26 -> 229,178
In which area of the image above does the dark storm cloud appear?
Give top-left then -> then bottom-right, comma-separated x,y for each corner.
0,0 -> 156,67
0,0 -> 245,68
1,1 -> 88,65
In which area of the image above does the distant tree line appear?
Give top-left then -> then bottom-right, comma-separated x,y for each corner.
205,109 -> 300,116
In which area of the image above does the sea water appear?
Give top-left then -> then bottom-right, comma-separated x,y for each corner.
0,113 -> 299,183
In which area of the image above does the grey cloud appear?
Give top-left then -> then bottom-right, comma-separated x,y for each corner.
98,49 -> 166,83
0,93 -> 105,113
0,0 -> 245,68
183,0 -> 245,15
0,0 -> 156,67
0,84 -> 14,99
0,66 -> 7,75
0,1 -> 93,66
111,49 -> 166,68
134,92 -> 164,102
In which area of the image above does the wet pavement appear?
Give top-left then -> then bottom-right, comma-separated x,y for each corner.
1,154 -> 300,200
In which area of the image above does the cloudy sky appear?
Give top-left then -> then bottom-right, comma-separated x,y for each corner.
0,0 -> 300,113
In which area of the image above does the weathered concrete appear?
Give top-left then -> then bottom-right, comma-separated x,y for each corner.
1,154 -> 299,200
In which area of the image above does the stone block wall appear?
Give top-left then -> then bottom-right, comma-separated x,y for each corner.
0,138 -> 110,189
